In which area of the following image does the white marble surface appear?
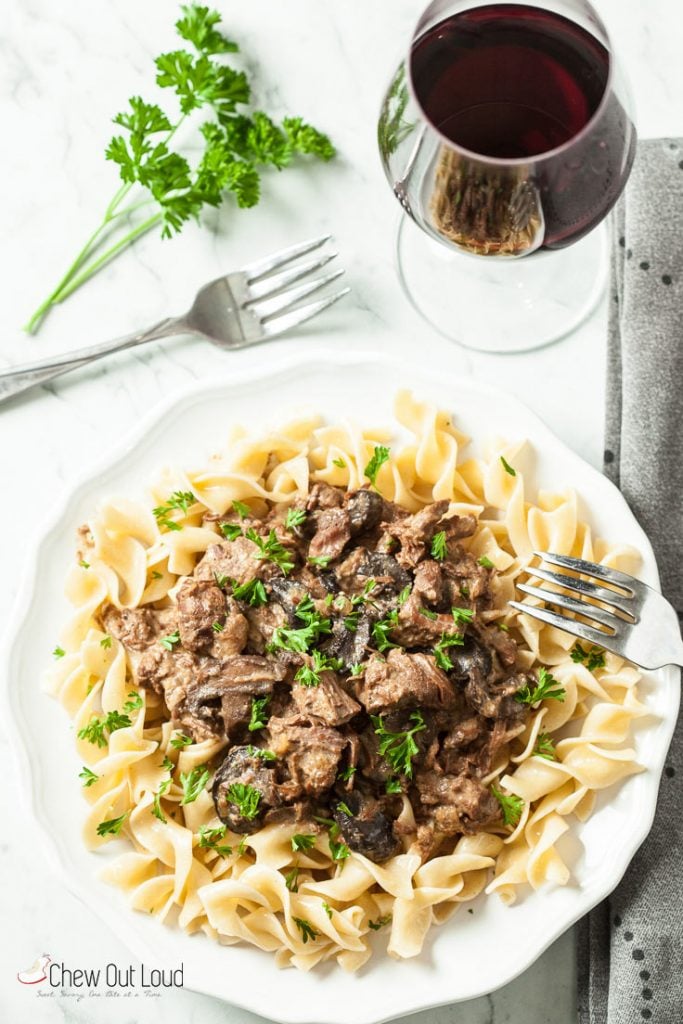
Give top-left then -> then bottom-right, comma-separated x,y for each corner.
1,0 -> 681,1021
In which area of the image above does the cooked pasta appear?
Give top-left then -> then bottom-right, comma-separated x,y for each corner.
46,391 -> 645,970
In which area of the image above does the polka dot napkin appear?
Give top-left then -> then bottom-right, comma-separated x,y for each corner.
577,139 -> 683,1024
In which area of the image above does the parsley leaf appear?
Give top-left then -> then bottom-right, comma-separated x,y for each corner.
227,782 -> 261,820
491,786 -> 524,827
153,490 -> 195,530
231,577 -> 268,607
368,914 -> 392,931
170,732 -> 193,749
248,695 -> 271,732
515,666 -> 566,706
78,709 -> 133,747
533,732 -> 557,761
96,812 -> 129,837
570,642 -> 606,672
385,777 -> 402,794
100,634 -> 113,649
285,507 -> 307,530
198,823 -> 233,857
53,646 -> 66,659
451,607 -> 474,625
295,649 -> 342,688
372,610 -> 399,653
433,631 -> 465,671
220,522 -> 243,541
500,455 -> 516,477
338,765 -> 357,781
397,585 -> 411,607
332,457 -> 346,469
180,764 -> 210,804
122,690 -> 143,713
308,555 -> 332,568
152,772 -> 173,824
364,445 -> 391,491
478,555 -> 495,569
293,917 -> 318,943
431,530 -> 448,561
323,901 -> 333,919
160,630 -> 181,651
231,499 -> 251,519
284,867 -> 300,892
246,528 -> 295,575
246,745 -> 276,762
291,833 -> 316,853
79,766 -> 99,788
175,4 -> 239,55
371,711 -> 426,777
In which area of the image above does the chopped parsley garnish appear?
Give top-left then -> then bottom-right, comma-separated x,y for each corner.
500,455 -> 516,476
336,801 -> 353,817
338,765 -> 357,781
397,584 -> 411,607
332,457 -> 346,469
295,649 -> 343,687
491,786 -> 524,827
368,914 -> 392,931
246,745 -> 276,762
372,609 -> 399,652
160,630 -> 181,651
211,620 -> 224,633
284,867 -> 300,892
53,646 -> 66,659
231,577 -> 268,607
323,901 -> 333,919
533,732 -> 557,761
431,530 -> 448,561
170,732 -> 193,749
364,445 -> 391,490
220,522 -> 243,541
308,555 -> 332,568
151,570 -> 164,580
291,833 -> 316,853
515,666 -> 566,706
100,634 -> 112,649
214,572 -> 228,589
419,606 -> 438,620
285,507 -> 307,530
371,710 -> 426,778
122,690 -> 143,713
153,490 -> 195,530
385,777 -> 402,794
433,631 -> 465,671
245,527 -> 295,574
152,772 -> 173,823
236,836 -> 248,856
78,766 -> 99,788
269,596 -> 332,655
227,782 -> 261,820
248,695 -> 271,732
329,835 -> 351,862
79,559 -> 90,569
78,709 -> 133,747
349,663 -> 364,677
198,823 -> 232,857
451,607 -> 474,625
570,642 -> 606,672
179,764 -> 210,804
232,499 -> 251,520
293,917 -> 318,943
96,812 -> 129,837
477,555 -> 495,569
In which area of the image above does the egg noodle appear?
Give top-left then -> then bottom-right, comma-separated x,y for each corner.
47,390 -> 645,971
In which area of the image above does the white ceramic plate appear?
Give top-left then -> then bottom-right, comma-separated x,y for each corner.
2,351 -> 679,1024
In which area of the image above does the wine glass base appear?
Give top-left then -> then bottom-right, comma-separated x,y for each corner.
396,217 -> 609,353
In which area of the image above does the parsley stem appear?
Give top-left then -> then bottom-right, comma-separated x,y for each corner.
55,213 -> 163,304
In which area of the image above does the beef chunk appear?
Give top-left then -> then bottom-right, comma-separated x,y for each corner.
391,589 -> 456,647
243,601 -> 287,653
136,647 -> 225,740
176,578 -> 228,652
443,554 -> 493,606
267,715 -> 346,798
333,791 -> 400,862
195,536 -> 275,586
100,604 -> 156,651
213,746 -> 280,833
306,482 -> 344,511
347,488 -> 385,535
308,506 -> 352,562
357,649 -> 454,713
465,670 -> 528,722
357,551 -> 412,593
210,597 -> 250,657
384,501 -> 449,568
290,672 -> 360,726
210,655 -> 288,735
415,772 -> 500,836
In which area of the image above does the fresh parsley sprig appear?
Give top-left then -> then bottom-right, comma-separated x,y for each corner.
364,446 -> 391,491
153,490 -> 196,531
570,643 -> 606,672
371,711 -> 426,778
248,695 -> 271,732
227,782 -> 261,820
246,528 -> 295,575
180,764 -> 210,804
25,2 -> 335,334
515,666 -> 566,706
491,786 -> 524,827
78,709 -> 133,747
198,823 -> 233,857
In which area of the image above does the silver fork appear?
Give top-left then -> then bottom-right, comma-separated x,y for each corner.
510,551 -> 683,669
0,235 -> 349,405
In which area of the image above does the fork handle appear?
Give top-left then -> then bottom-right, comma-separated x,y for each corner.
0,316 -> 184,405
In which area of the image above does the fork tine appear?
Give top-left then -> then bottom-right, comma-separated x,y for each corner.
242,235 -> 331,282
525,566 -> 636,616
261,288 -> 350,337
516,582 -> 630,627
509,600 -> 616,646
246,253 -> 337,302
254,270 -> 346,320
534,551 -> 637,595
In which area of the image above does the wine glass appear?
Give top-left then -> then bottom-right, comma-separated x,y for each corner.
378,0 -> 636,352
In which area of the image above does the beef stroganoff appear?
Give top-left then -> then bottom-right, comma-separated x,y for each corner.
47,392 -> 645,971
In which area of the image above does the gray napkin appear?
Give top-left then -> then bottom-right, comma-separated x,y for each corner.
577,139 -> 683,1024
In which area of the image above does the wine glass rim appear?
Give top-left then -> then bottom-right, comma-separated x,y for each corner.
405,0 -> 617,167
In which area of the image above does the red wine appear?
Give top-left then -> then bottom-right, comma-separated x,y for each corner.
411,4 -> 609,159
410,4 -> 635,249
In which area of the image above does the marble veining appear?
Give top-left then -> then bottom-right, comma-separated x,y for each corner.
1,1 -> 680,1021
